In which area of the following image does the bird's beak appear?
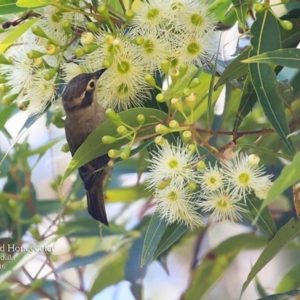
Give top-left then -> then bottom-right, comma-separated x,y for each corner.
94,69 -> 106,79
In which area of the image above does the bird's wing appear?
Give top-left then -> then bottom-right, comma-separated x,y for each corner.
78,154 -> 110,190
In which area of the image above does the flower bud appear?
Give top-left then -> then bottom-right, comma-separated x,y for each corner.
154,136 -> 166,145
81,32 -> 95,45
62,20 -> 71,35
197,160 -> 206,170
33,57 -> 43,67
61,143 -> 70,153
137,114 -> 145,125
161,59 -> 170,75
29,226 -> 40,239
157,178 -> 171,189
32,25 -> 49,39
87,22 -> 99,31
125,9 -> 135,22
179,64 -> 188,77
82,44 -> 98,54
188,181 -> 197,191
120,147 -> 131,159
248,154 -> 260,166
183,88 -> 191,97
105,108 -> 121,124
105,35 -> 114,44
75,48 -> 85,57
182,130 -> 192,143
102,136 -> 117,144
188,144 -> 196,154
156,93 -> 165,103
189,78 -> 201,88
32,214 -> 42,224
108,149 -> 121,158
2,93 -> 18,105
0,84 -> 9,93
102,55 -> 113,68
117,125 -> 128,136
171,97 -> 183,112
145,74 -> 156,87
132,36 -> 144,45
43,67 -> 58,80
253,3 -> 265,12
169,120 -> 179,129
98,4 -> 110,18
0,54 -> 11,64
280,20 -> 293,31
184,92 -> 197,109
155,124 -> 170,134
27,50 -> 45,59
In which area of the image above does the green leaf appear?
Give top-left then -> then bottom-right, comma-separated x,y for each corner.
246,197 -> 277,238
257,290 -> 300,300
233,75 -> 257,133
240,218 -> 300,297
0,103 -> 16,130
62,107 -> 168,182
249,10 -> 294,155
88,245 -> 130,300
153,222 -> 188,260
0,19 -> 37,54
141,210 -> 167,268
0,0 -> 27,14
184,233 -> 267,300
260,152 -> 300,213
55,251 -> 106,272
36,199 -> 62,215
16,0 -> 51,8
276,264 -> 300,293
214,47 -> 250,90
243,49 -> 300,68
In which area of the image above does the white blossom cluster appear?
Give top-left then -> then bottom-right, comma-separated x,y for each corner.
146,140 -> 273,228
0,0 -> 218,114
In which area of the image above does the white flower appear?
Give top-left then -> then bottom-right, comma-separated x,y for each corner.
196,162 -> 224,192
146,139 -> 198,190
155,183 -> 203,229
199,188 -> 246,222
221,152 -> 273,200
254,177 -> 273,200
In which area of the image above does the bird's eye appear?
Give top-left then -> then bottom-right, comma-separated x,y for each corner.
87,80 -> 95,90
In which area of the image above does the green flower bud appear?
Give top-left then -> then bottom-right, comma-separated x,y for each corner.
32,25 -> 49,39
197,160 -> 206,170
154,135 -> 166,145
179,63 -> 188,77
29,226 -> 40,239
44,67 -> 58,81
0,84 -> 9,93
253,3 -> 265,12
171,68 -> 179,84
0,54 -> 11,64
120,147 -> 131,159
188,144 -> 196,154
182,130 -> 192,143
61,143 -> 70,153
183,88 -> 191,96
171,97 -> 183,112
20,186 -> 30,200
137,114 -> 145,125
8,199 -> 17,208
189,78 -> 201,88
18,100 -> 29,111
105,35 -> 114,44
145,74 -> 157,87
125,9 -> 135,22
102,55 -> 113,68
184,92 -> 197,109
51,115 -> 65,128
157,178 -> 172,189
105,108 -> 121,124
82,44 -> 98,54
27,50 -> 45,59
169,120 -> 179,129
161,59 -> 170,74
62,20 -> 72,35
132,36 -> 144,45
156,93 -> 165,103
155,124 -> 170,134
98,4 -> 110,18
87,22 -> 99,31
2,93 -> 18,105
188,181 -> 197,191
280,20 -> 293,31
108,149 -> 121,158
75,48 -> 85,57
57,223 -> 66,235
117,125 -> 128,136
102,135 -> 117,144
33,57 -> 43,67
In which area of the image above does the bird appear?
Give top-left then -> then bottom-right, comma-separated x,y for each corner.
62,69 -> 110,226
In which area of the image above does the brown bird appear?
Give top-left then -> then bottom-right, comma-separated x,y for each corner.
62,70 -> 110,225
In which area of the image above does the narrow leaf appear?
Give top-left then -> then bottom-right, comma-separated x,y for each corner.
249,10 -> 294,155
260,152 -> 300,212
240,218 -> 300,297
16,0 -> 51,7
243,48 -> 300,68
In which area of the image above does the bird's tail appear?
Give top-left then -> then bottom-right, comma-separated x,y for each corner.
86,183 -> 108,226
